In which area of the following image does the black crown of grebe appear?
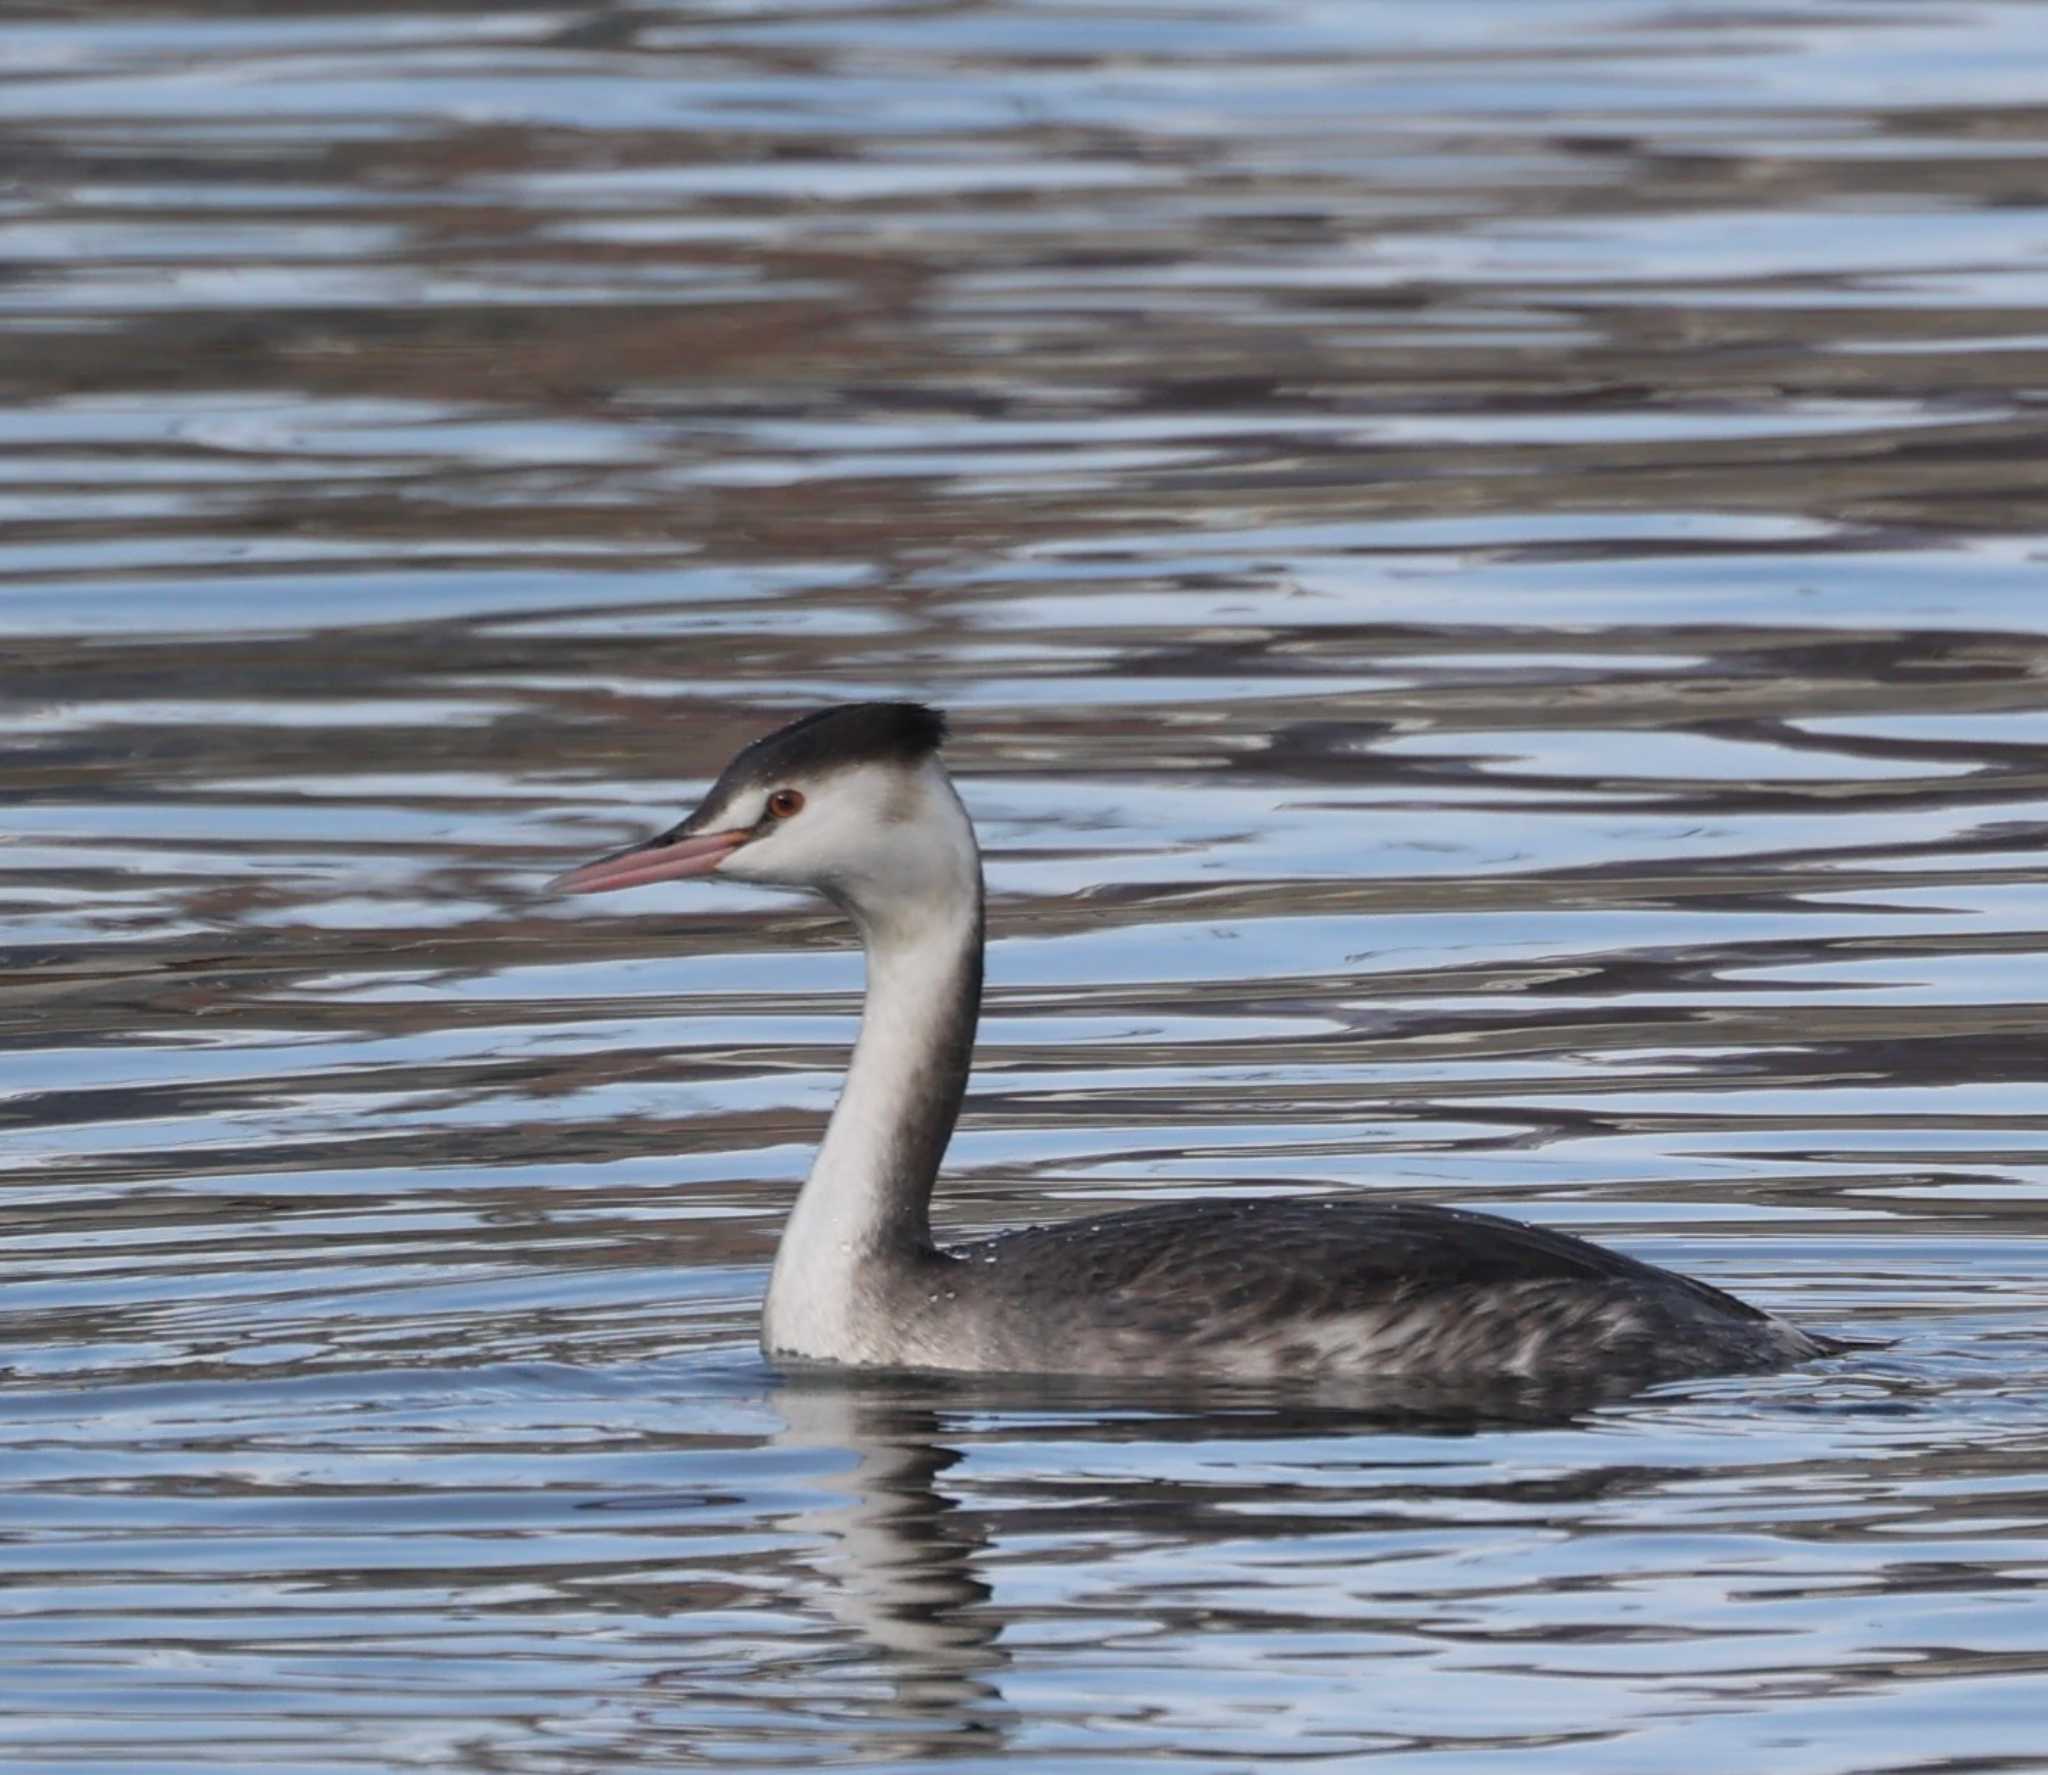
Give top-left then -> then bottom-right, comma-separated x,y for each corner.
551,701 -> 1838,1390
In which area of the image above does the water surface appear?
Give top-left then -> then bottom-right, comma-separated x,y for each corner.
6,2 -> 2048,1769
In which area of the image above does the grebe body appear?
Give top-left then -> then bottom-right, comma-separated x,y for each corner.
552,703 -> 1833,1388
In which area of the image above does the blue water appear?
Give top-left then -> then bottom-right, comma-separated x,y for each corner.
6,2 -> 2048,1769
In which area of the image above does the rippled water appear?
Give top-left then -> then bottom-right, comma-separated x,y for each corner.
7,2 -> 2048,1769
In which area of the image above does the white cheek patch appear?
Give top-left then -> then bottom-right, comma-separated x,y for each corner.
881,771 -> 923,826
708,761 -> 977,912
711,787 -> 770,831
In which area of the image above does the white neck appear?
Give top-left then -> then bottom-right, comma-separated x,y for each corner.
761,779 -> 983,1362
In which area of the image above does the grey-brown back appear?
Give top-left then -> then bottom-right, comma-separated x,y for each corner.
876,1196 -> 1827,1386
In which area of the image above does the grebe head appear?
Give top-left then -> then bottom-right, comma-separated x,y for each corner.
550,701 -> 977,935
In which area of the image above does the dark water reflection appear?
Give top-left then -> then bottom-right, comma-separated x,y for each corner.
8,1 -> 2048,1769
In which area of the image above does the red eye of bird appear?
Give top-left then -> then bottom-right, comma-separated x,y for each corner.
767,787 -> 805,819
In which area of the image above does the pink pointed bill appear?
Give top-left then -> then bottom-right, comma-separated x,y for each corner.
547,828 -> 747,895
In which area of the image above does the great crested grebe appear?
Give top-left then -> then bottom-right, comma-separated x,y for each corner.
551,702 -> 1836,1388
